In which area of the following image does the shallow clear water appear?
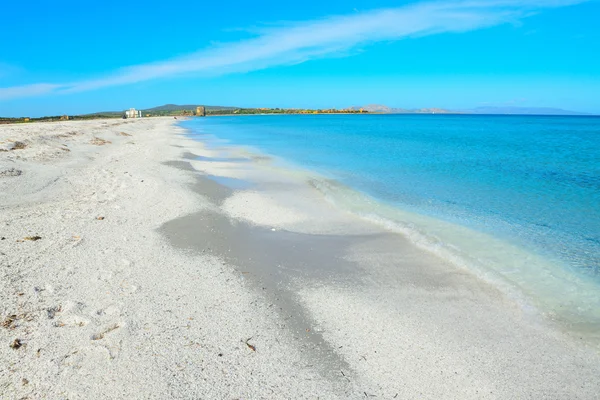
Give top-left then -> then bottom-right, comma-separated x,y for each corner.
183,114 -> 600,329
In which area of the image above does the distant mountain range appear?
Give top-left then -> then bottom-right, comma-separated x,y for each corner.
351,104 -> 591,116
467,106 -> 589,116
349,104 -> 456,114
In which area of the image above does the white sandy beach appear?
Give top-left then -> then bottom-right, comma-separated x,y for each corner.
1,117 -> 600,399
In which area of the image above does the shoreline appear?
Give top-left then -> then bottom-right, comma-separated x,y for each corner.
166,122 -> 600,395
1,117 -> 599,398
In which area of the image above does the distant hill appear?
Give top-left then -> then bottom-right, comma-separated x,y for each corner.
350,104 -> 592,116
468,106 -> 590,116
354,104 -> 398,113
350,104 -> 457,114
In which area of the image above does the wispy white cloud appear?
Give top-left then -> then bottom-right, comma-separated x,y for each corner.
0,0 -> 587,100
0,83 -> 62,100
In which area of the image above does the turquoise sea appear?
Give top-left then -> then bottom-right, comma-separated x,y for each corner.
183,114 -> 600,332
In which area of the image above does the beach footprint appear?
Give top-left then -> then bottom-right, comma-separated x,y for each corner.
53,301 -> 90,328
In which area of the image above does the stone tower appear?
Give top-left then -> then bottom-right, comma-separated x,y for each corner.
196,106 -> 206,117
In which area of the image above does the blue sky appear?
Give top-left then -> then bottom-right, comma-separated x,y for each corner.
1,0 -> 599,116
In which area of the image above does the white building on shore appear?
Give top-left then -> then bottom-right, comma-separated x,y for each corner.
124,108 -> 142,118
